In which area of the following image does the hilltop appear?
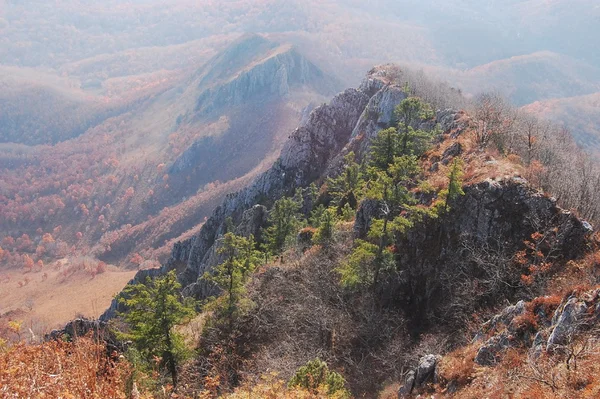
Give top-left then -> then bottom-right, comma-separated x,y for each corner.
58,65 -> 598,398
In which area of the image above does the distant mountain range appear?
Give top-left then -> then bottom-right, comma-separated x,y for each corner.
0,35 -> 338,266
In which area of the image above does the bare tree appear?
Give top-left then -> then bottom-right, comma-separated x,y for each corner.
473,92 -> 517,150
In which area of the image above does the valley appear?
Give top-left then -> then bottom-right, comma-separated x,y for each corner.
1,2 -> 600,397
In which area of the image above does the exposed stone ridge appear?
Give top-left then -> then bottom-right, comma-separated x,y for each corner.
195,45 -> 331,114
100,75 -> 381,321
173,86 -> 371,288
101,65 -> 592,325
474,288 -> 600,366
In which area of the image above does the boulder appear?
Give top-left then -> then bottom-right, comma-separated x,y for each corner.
397,370 -> 415,398
416,354 -> 439,385
441,142 -> 462,165
398,354 -> 440,398
475,334 -> 512,366
474,300 -> 526,365
353,199 -> 382,239
547,297 -> 589,351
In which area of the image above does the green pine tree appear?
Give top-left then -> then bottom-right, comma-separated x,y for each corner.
368,127 -> 400,172
264,196 -> 303,254
289,358 -> 350,398
118,270 -> 195,386
394,97 -> 435,155
344,155 -> 422,289
327,152 -> 362,211
204,233 -> 261,328
441,158 -> 465,212
313,207 -> 337,246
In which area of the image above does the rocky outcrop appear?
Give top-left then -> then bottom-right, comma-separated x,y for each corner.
235,204 -> 268,239
353,199 -> 382,239
166,66 -> 472,296
195,46 -> 329,114
473,300 -> 527,365
474,289 -> 600,365
546,296 -> 590,350
398,177 -> 590,262
349,83 -> 407,156
398,354 -> 441,398
100,64 -> 473,315
383,176 -> 593,329
144,78 -> 375,297
46,318 -> 124,352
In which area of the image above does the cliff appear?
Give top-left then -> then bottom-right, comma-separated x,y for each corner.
103,65 -> 593,321
90,64 -> 600,398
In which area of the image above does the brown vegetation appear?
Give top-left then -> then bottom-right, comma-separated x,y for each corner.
0,336 -> 131,399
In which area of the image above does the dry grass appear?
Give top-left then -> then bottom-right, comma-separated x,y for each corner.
439,337 -> 600,399
218,373 -> 342,399
0,262 -> 136,337
0,336 -> 132,398
437,343 -> 480,388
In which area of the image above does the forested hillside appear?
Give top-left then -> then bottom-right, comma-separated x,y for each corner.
3,65 -> 599,398
0,35 -> 338,330
1,1 -> 600,397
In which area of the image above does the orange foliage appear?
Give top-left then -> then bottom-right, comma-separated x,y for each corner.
0,337 -> 131,398
437,344 -> 479,387
42,233 -> 55,243
130,253 -> 144,265
22,254 -> 34,273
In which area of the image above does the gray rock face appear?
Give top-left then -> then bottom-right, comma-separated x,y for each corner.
416,354 -> 439,385
388,176 -> 591,329
438,110 -> 469,139
475,334 -> 512,366
353,199 -> 383,239
235,204 -> 268,239
161,81 -> 371,293
547,296 -> 589,350
449,178 -> 589,256
196,47 -> 328,115
350,84 -> 407,156
479,300 -> 527,338
474,289 -> 600,365
397,370 -> 415,398
398,354 -> 440,397
474,300 -> 526,365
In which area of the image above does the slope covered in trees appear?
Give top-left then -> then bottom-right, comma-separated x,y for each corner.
0,35 -> 338,332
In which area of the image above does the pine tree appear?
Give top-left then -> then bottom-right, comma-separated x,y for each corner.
327,152 -> 362,211
443,158 -> 465,211
395,97 -> 434,136
289,358 -> 350,398
394,97 -> 435,155
119,271 -> 194,386
368,127 -> 400,172
337,239 -> 379,289
264,196 -> 302,254
205,233 -> 261,327
313,207 -> 337,246
348,155 -> 422,289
